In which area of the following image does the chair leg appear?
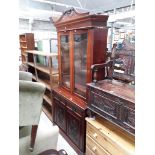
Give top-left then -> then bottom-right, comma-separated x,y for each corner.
29,125 -> 38,152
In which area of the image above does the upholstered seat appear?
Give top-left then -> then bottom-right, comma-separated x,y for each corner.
19,71 -> 46,151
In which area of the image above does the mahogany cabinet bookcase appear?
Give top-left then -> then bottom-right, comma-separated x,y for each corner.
51,8 -> 109,154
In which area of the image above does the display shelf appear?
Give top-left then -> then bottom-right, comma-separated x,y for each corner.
42,105 -> 53,122
20,45 -> 27,48
43,95 -> 52,106
26,49 -> 58,122
19,33 -> 35,63
32,75 -> 37,81
22,53 -> 27,57
20,40 -> 27,43
36,63 -> 50,75
26,50 -> 58,57
37,78 -> 51,90
27,62 -> 35,67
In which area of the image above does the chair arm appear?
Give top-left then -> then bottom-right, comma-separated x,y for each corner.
19,71 -> 32,81
91,60 -> 113,83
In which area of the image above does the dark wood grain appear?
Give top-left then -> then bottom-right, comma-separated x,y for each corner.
51,8 -> 109,154
87,79 -> 135,135
30,125 -> 38,151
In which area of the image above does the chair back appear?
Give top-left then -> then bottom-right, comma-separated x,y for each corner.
19,80 -> 46,126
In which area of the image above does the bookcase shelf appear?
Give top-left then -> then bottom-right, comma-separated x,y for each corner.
37,78 -> 51,91
43,95 -> 52,106
42,105 -> 53,122
19,33 -> 35,63
26,50 -> 59,122
36,63 -> 50,75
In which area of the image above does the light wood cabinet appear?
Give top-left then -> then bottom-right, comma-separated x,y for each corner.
86,117 -> 135,155
26,50 -> 59,121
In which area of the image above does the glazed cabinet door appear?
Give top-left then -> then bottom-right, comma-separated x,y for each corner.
73,30 -> 88,98
66,109 -> 81,148
60,34 -> 70,89
54,98 -> 66,132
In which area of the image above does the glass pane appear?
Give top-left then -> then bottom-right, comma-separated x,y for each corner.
74,33 -> 87,97
60,35 -> 70,88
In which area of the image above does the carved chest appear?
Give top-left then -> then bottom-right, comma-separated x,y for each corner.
87,79 -> 135,135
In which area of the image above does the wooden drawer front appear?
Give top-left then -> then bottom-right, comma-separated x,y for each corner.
53,91 -> 60,100
67,100 -> 83,117
87,123 -> 134,155
86,134 -> 110,155
91,91 -> 119,119
86,146 -> 96,155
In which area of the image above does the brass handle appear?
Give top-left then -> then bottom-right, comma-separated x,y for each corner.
93,133 -> 98,139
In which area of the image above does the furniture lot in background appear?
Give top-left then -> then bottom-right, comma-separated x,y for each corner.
19,71 -> 46,151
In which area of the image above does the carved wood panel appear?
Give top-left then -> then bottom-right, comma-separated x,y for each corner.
67,110 -> 81,147
54,98 -> 66,132
92,91 -> 119,119
87,83 -> 135,135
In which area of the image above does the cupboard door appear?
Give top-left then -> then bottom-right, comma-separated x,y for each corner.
60,35 -> 70,89
73,32 -> 88,98
67,110 -> 81,148
55,98 -> 66,132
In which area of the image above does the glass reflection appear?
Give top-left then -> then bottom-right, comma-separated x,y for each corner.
74,33 -> 87,97
60,35 -> 70,88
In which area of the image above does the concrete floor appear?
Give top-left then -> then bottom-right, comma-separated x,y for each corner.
19,112 -> 77,155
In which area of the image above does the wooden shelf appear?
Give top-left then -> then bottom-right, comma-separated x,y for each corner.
20,40 -> 27,43
20,46 -> 27,49
36,63 -> 50,75
32,75 -> 37,80
27,62 -> 35,67
22,53 -> 27,57
42,106 -> 53,122
37,78 -> 51,90
43,95 -> 52,106
26,50 -> 58,57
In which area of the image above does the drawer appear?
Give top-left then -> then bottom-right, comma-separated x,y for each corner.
86,134 -> 110,155
66,101 -> 83,117
86,146 -> 96,155
87,122 -> 134,155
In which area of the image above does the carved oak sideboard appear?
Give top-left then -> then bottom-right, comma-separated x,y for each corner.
87,79 -> 135,135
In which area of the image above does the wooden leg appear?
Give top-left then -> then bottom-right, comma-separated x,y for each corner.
29,125 -> 38,152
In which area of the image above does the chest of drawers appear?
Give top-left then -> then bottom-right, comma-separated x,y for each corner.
85,117 -> 135,155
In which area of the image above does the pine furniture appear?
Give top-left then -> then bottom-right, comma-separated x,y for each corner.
85,117 -> 135,155
26,50 -> 59,122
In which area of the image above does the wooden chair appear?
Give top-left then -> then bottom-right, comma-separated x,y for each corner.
91,40 -> 135,84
